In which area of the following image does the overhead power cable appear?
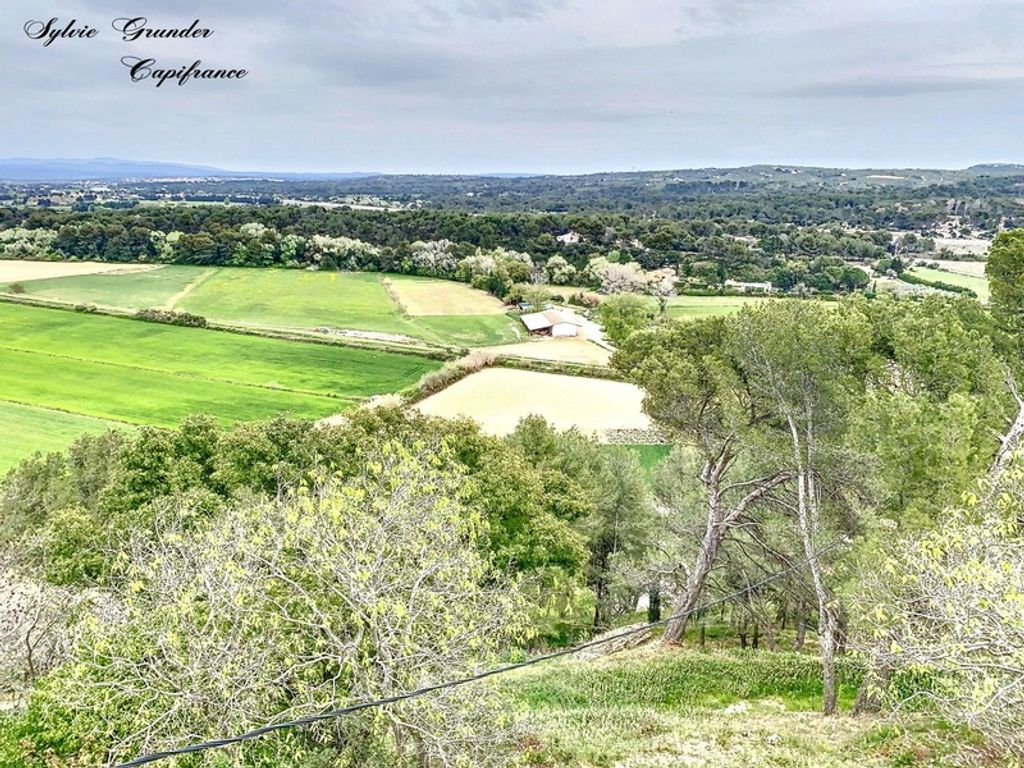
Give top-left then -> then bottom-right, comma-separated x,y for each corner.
114,539 -> 842,768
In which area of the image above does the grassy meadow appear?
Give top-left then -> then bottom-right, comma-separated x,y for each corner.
6,265 -> 200,309
0,303 -> 441,471
663,294 -> 770,319
5,265 -> 520,347
508,648 -> 954,767
906,266 -> 990,302
616,444 -> 671,481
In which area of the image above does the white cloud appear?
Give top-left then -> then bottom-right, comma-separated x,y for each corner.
1,0 -> 1022,172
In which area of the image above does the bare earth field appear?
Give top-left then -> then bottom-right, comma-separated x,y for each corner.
0,260 -> 157,283
415,368 -> 649,436
932,237 -> 990,257
385,276 -> 508,316
480,338 -> 612,365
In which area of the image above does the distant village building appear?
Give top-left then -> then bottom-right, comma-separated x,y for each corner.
724,279 -> 775,294
520,309 -> 582,338
556,231 -> 581,245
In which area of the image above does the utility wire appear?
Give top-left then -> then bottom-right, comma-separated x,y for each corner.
114,539 -> 842,768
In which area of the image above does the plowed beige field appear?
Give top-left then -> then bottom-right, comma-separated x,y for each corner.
0,260 -> 156,283
415,368 -> 649,436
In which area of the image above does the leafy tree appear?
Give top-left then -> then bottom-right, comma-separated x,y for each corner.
598,294 -> 656,346
613,318 -> 790,644
862,454 -> 1024,756
728,301 -> 874,714
4,444 -> 528,768
988,228 -> 1024,339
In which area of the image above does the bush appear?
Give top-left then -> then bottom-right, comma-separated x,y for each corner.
7,282 -> 26,294
134,308 -> 208,327
413,351 -> 495,399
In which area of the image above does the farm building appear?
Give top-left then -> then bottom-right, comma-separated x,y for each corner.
520,309 -> 582,337
724,279 -> 775,294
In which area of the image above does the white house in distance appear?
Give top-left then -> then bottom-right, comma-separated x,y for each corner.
724,279 -> 775,294
520,309 -> 582,338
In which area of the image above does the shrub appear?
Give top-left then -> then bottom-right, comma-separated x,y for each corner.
7,282 -> 26,294
134,308 -> 208,327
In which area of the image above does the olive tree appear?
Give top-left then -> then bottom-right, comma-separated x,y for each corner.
863,456 -> 1024,756
11,443 -> 528,768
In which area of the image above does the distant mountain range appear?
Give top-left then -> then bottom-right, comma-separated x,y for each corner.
0,158 -> 383,182
0,157 -> 1022,183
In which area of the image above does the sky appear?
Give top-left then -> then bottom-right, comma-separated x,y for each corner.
3,0 -> 1024,174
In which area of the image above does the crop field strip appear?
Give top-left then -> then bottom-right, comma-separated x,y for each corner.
906,266 -> 990,301
5,265 -> 520,347
0,302 -> 441,469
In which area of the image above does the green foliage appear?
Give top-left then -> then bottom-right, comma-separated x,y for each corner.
597,294 -> 656,346
134,307 -> 207,327
511,651 -> 863,713
4,445 -> 529,768
988,228 -> 1024,338
897,270 -> 978,298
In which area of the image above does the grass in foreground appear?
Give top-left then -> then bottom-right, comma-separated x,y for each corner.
0,401 -> 123,473
507,647 -> 958,767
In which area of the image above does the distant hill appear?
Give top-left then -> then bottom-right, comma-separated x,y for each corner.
0,158 -> 381,182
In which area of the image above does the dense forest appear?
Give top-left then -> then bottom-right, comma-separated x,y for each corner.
0,203 -> 920,295
5,165 -> 1023,227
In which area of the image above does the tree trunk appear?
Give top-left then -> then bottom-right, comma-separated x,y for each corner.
663,506 -> 725,643
662,447 -> 789,645
794,612 -> 807,651
752,623 -> 760,650
647,582 -> 661,623
789,411 -> 838,715
797,462 -> 839,715
854,654 -> 893,715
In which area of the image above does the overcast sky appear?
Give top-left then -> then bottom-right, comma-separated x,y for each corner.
4,0 -> 1024,173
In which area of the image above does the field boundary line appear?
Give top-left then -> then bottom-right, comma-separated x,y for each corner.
161,267 -> 218,311
0,294 -> 458,361
0,397 -> 137,427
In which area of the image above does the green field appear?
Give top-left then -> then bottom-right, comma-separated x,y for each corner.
5,266 -> 202,309
907,266 -> 990,302
0,401 -> 123,471
7,266 -> 520,347
663,295 -> 770,319
615,444 -> 671,481
0,303 -> 441,471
